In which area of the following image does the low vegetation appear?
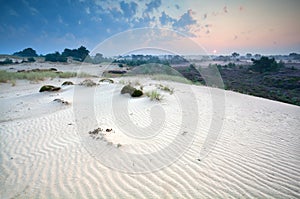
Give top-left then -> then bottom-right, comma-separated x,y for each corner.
0,70 -> 93,83
120,84 -> 143,97
146,90 -> 163,101
61,81 -> 74,86
39,85 -> 61,92
131,89 -> 143,97
157,84 -> 174,94
120,85 -> 136,95
79,79 -> 97,87
99,78 -> 114,83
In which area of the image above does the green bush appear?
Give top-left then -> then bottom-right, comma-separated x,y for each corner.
131,89 -> 143,97
99,78 -> 114,83
62,81 -> 74,86
0,58 -> 13,65
146,90 -> 163,101
121,85 -> 135,95
79,79 -> 97,87
39,85 -> 61,92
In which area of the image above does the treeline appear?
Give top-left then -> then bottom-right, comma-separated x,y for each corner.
113,54 -> 188,67
9,46 -> 113,63
45,46 -> 89,62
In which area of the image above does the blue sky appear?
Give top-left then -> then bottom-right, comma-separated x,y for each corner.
1,0 -> 300,56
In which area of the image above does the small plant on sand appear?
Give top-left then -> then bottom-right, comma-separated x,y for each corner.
116,143 -> 122,148
131,89 -> 143,97
62,81 -> 74,86
99,78 -> 114,83
146,90 -> 163,101
11,79 -> 16,86
39,85 -> 61,92
121,84 -> 136,95
157,84 -> 174,94
79,79 -> 97,87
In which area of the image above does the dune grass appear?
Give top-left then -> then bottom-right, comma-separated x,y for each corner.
0,70 -> 92,83
157,84 -> 174,94
150,74 -> 192,84
146,90 -> 163,101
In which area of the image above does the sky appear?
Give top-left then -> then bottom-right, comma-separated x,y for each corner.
0,0 -> 300,56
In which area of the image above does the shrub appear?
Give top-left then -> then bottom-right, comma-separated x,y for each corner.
121,85 -> 135,95
131,89 -> 143,97
250,56 -> 282,73
62,81 -> 74,86
79,79 -> 97,87
146,90 -> 163,101
27,57 -> 35,62
99,78 -> 114,83
0,58 -> 13,65
39,85 -> 61,92
157,84 -> 174,94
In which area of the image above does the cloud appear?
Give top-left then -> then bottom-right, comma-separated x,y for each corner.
223,6 -> 228,13
85,7 -> 90,14
145,0 -> 162,13
173,9 -> 197,30
8,9 -> 18,16
120,1 -> 138,18
159,11 -> 175,26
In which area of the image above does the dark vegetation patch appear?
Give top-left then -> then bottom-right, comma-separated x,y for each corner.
120,84 -> 143,97
79,79 -> 97,87
121,85 -> 136,95
62,81 -> 74,86
99,78 -> 114,83
39,85 -> 61,92
131,89 -> 143,97
219,67 -> 300,105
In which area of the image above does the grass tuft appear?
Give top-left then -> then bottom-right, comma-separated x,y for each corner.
146,90 -> 163,101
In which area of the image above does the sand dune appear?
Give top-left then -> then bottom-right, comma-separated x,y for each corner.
1,72 -> 300,198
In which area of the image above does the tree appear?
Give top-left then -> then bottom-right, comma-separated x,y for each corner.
77,46 -> 89,61
232,52 -> 240,58
61,46 -> 90,61
45,52 -> 67,62
250,56 -> 283,73
93,53 -> 104,64
13,48 -> 38,57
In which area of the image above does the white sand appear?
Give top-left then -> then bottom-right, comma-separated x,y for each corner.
1,64 -> 300,198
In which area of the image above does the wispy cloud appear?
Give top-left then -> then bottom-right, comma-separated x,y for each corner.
145,0 -> 162,13
223,6 -> 228,13
173,9 -> 197,34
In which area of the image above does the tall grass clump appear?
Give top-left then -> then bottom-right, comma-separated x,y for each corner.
0,70 -> 92,83
157,84 -> 174,94
146,90 -> 163,101
151,74 -> 192,84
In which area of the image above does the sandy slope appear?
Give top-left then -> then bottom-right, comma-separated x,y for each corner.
0,72 -> 300,198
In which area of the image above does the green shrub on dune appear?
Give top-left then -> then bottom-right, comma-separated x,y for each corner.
39,85 -> 61,92
131,89 -> 143,97
120,84 -> 143,97
99,78 -> 114,83
62,81 -> 74,86
121,85 -> 136,95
